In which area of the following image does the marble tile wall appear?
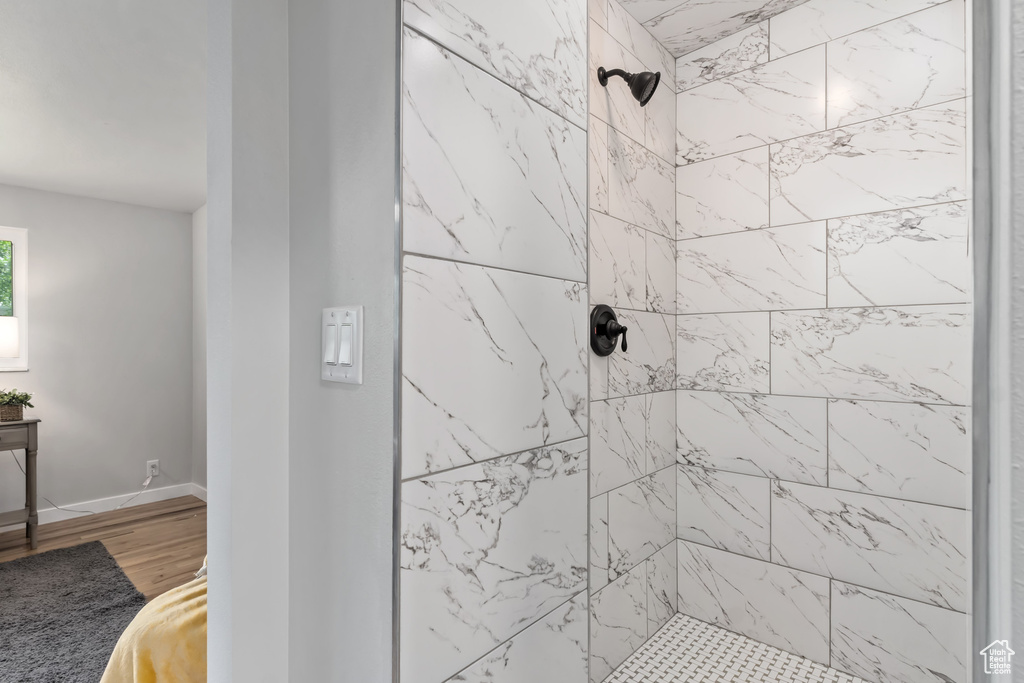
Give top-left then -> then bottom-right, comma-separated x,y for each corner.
672,1 -> 972,682
399,0 -> 590,681
589,1 -> 679,680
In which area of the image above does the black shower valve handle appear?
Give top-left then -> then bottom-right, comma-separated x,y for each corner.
606,320 -> 628,352
590,304 -> 629,357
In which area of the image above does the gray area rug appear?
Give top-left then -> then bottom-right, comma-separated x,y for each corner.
0,542 -> 147,683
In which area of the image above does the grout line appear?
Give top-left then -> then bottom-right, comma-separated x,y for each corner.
675,0 -> 962,94
678,461 -> 971,511
675,200 -> 970,243
591,206 -> 675,241
675,96 -> 968,170
400,434 -> 587,484
401,24 -> 587,133
590,108 -> 657,163
591,461 -> 677,501
675,301 -> 972,316
825,400 -> 830,488
444,588 -> 589,681
585,12 -> 594,669
824,40 -> 830,130
402,251 -> 588,285
676,538 -> 968,615
676,38 -> 827,94
828,579 -> 834,668
674,386 -> 972,409
593,537 -> 677,600
768,477 -> 774,564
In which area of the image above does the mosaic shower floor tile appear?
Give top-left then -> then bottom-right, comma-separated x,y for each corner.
606,613 -> 867,683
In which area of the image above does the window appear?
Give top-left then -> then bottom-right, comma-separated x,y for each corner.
0,227 -> 28,371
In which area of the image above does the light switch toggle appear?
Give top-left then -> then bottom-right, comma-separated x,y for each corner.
324,324 -> 339,365
338,324 -> 353,366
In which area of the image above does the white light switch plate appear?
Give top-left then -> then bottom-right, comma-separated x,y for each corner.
322,306 -> 363,384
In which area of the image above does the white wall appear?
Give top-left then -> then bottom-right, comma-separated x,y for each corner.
207,0 -> 290,680
0,184 -> 193,511
192,204 -> 207,489
287,0 -> 397,679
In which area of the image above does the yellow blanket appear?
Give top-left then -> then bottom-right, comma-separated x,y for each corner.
100,576 -> 207,683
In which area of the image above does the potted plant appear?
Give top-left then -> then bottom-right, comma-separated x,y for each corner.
0,390 -> 33,421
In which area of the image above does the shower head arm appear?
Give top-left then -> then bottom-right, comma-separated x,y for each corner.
597,67 -> 630,86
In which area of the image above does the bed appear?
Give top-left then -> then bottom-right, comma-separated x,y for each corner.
100,561 -> 207,683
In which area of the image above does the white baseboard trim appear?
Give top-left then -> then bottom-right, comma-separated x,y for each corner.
0,482 -> 207,533
189,483 -> 208,502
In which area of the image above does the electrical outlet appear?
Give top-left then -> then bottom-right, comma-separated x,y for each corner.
147,460 -> 160,478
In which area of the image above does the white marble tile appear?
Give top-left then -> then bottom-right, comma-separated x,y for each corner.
590,211 -> 646,311
645,391 -> 676,473
611,0 -> 684,24
677,46 -> 826,165
677,465 -> 771,560
677,391 -> 828,484
608,466 -> 675,578
677,222 -> 827,313
831,582 -> 968,683
644,74 -> 677,163
645,231 -> 676,314
590,563 -> 647,683
770,305 -> 971,404
591,21 -> 647,143
676,313 -> 770,392
450,591 -> 589,683
403,30 -> 587,282
676,147 -> 770,239
644,0 -> 813,58
402,257 -> 587,479
607,0 -> 676,78
591,395 -> 647,497
828,202 -> 971,308
677,540 -> 831,665
590,117 -> 610,214
829,400 -> 970,508
591,494 -> 610,592
589,0 -> 608,28
401,440 -> 588,683
646,542 -> 676,637
591,353 -> 610,401
609,131 -> 676,237
676,22 -> 769,92
772,481 -> 969,611
609,310 -> 676,397
827,1 -> 966,129
770,0 -> 949,59
770,102 -> 967,225
405,0 -> 587,126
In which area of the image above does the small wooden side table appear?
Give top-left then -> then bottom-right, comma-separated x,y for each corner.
0,418 -> 40,549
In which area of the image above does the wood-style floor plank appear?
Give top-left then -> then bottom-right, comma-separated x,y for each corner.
0,495 -> 207,601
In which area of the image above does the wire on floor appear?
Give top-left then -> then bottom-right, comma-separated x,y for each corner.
8,451 -> 152,516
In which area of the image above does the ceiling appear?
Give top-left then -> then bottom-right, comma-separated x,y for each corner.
616,0 -> 812,57
0,1 -> 206,214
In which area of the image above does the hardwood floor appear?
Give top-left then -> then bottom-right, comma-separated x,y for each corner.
0,495 -> 206,601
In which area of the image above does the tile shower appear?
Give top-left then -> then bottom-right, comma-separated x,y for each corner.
397,0 -> 972,682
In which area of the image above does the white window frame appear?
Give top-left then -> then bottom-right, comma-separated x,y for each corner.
0,226 -> 28,372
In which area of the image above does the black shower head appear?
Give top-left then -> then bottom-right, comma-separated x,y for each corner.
597,66 -> 661,106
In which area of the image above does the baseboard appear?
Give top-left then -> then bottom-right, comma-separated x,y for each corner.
189,483 -> 208,502
0,482 -> 205,533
